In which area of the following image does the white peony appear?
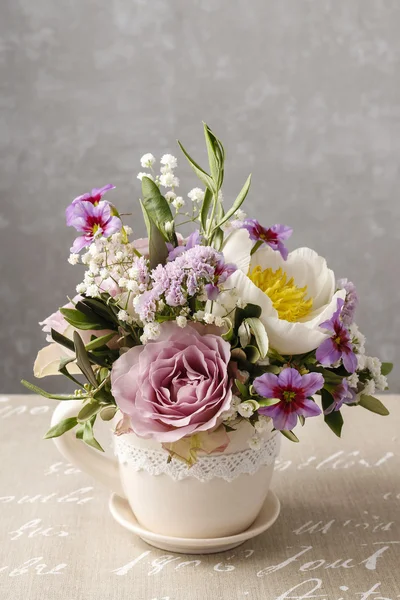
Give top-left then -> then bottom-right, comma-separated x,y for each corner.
222,231 -> 346,355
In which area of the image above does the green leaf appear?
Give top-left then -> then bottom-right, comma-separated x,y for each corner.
211,227 -> 224,251
21,380 -> 88,400
245,317 -> 269,358
75,425 -> 84,440
60,308 -> 108,331
244,345 -> 261,363
80,298 -> 119,325
280,429 -> 299,443
58,357 -> 83,388
238,321 -> 251,348
258,397 -> 280,407
213,174 -> 251,231
359,394 -> 390,416
177,140 -> 216,193
200,187 -> 213,233
73,331 -> 98,387
313,367 -> 344,386
203,123 -> 224,189
324,409 -> 344,437
44,417 -> 78,439
77,401 -> 102,422
235,379 -> 249,399
381,362 -> 393,376
100,405 -> 118,421
140,201 -> 169,270
223,423 -> 237,433
85,332 -> 116,351
83,420 -> 104,452
50,329 -> 75,352
141,176 -> 176,242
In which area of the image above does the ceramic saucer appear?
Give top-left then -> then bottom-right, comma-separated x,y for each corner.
109,490 -> 280,554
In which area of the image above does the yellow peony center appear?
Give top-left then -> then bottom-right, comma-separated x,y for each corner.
248,266 -> 313,322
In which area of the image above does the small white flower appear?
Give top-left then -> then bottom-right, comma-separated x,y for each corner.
118,309 -> 129,322
254,416 -> 270,433
76,283 -> 87,294
232,395 -> 241,408
375,373 -> 388,391
248,434 -> 262,451
81,253 -> 91,265
115,251 -> 124,261
124,225 -> 133,236
236,298 -> 247,309
140,153 -> 156,168
366,356 -> 382,379
218,190 -> 224,202
128,266 -> 139,279
203,312 -> 215,325
347,372 -> 359,388
214,316 -> 225,328
188,187 -> 205,203
126,280 -> 139,293
164,220 -> 174,233
99,268 -> 109,279
357,354 -> 367,370
160,172 -> 180,188
234,209 -> 247,221
111,232 -> 122,243
193,310 -> 205,321
142,322 -> 161,341
172,196 -> 185,210
86,284 -> 100,297
88,244 -> 99,257
165,191 -> 176,202
89,262 -> 100,276
363,378 -> 376,397
160,154 -> 178,169
176,316 -> 187,328
237,399 -> 259,418
118,277 -> 128,288
68,253 -> 80,265
158,299 -> 165,311
137,172 -> 154,182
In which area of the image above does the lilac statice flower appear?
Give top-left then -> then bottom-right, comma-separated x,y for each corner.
324,379 -> 356,415
167,230 -> 202,261
253,367 -> 323,431
316,298 -> 357,373
337,278 -> 358,326
66,200 -> 122,253
66,184 -> 115,222
242,220 -> 293,260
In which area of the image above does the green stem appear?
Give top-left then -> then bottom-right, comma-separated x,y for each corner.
250,240 -> 263,255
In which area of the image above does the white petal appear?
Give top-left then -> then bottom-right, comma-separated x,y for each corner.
299,288 -> 346,326
228,270 -> 277,316
33,344 -> 79,378
222,228 -> 252,274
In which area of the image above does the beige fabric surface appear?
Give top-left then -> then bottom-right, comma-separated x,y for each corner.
0,394 -> 399,600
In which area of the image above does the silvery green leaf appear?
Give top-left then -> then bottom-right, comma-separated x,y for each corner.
213,173 -> 251,231
359,394 -> 390,416
44,417 -> 78,439
77,401 -> 102,422
177,141 -> 216,193
100,405 -> 118,421
381,362 -> 393,376
20,380 -> 88,401
83,419 -> 104,452
245,317 -> 269,358
73,331 -> 98,387
280,429 -> 299,443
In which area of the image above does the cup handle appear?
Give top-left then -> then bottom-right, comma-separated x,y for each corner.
51,400 -> 125,498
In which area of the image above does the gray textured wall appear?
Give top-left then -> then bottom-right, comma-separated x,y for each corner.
1,0 -> 399,393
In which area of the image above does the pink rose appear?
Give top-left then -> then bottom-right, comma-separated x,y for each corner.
111,322 -> 233,442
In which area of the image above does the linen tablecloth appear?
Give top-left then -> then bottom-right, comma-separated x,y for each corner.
0,394 -> 399,599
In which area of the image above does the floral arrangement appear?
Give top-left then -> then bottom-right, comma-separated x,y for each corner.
23,124 -> 392,464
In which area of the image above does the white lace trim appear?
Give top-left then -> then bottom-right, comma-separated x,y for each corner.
114,434 -> 280,482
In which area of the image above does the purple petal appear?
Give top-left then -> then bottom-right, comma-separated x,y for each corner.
103,215 -> 122,237
276,240 -> 289,260
342,348 -> 357,373
253,372 -> 280,399
91,184 -> 115,197
70,236 -> 89,253
205,283 -> 219,301
297,397 -> 322,418
271,224 -> 293,241
278,367 -> 303,390
316,338 -> 341,366
300,372 -> 324,397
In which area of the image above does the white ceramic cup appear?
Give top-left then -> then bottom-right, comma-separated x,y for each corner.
52,400 -> 280,539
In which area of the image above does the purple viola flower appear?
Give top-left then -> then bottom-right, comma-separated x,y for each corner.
242,220 -> 293,260
66,185 -> 116,223
167,230 -> 202,261
324,379 -> 356,415
205,257 -> 237,301
66,200 -> 122,253
316,298 -> 357,373
253,367 -> 323,431
337,278 -> 358,326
